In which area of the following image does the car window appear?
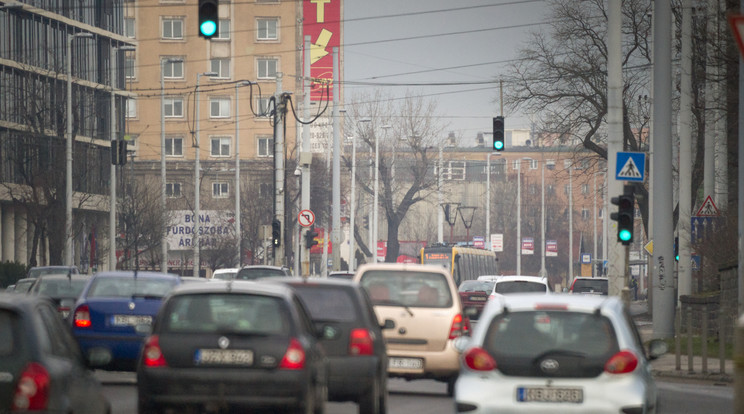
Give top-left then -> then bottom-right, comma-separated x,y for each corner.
213,271 -> 237,280
163,294 -> 289,335
38,303 -> 80,360
36,278 -> 87,297
359,270 -> 452,308
0,310 -> 16,355
494,281 -> 547,294
458,280 -> 493,293
88,277 -> 177,298
572,279 -> 608,294
236,268 -> 288,280
292,286 -> 357,322
15,279 -> 35,293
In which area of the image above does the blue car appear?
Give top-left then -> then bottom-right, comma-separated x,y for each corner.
70,271 -> 181,371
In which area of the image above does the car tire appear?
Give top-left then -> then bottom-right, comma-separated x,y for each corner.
446,377 -> 457,397
294,386 -> 314,414
358,378 -> 380,414
137,397 -> 161,414
314,380 -> 327,414
378,375 -> 388,414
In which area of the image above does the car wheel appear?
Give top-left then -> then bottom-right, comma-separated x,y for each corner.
378,376 -> 388,414
137,397 -> 161,414
358,378 -> 380,414
314,380 -> 327,414
294,386 -> 314,414
446,377 -> 457,397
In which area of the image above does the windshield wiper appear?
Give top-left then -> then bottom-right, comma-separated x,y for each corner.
376,299 -> 414,316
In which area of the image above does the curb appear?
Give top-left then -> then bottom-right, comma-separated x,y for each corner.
652,369 -> 733,384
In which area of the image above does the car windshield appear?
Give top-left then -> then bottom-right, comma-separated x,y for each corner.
87,277 -> 177,298
292,286 -> 357,322
572,279 -> 608,295
236,268 -> 288,280
14,280 -> 35,293
359,270 -> 452,308
36,278 -> 87,298
494,281 -> 547,294
163,293 -> 289,335
458,280 -> 493,293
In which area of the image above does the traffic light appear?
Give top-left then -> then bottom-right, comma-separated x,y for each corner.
610,184 -> 635,245
198,0 -> 219,39
492,116 -> 504,151
305,227 -> 319,249
674,236 -> 679,261
271,219 -> 281,247
110,139 -> 127,165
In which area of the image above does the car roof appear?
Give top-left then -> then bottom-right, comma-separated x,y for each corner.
573,276 -> 608,281
169,279 -> 295,298
213,268 -> 239,274
34,274 -> 89,281
495,275 -> 549,284
488,292 -> 621,314
240,265 -> 287,270
263,276 -> 359,288
0,292 -> 53,309
91,270 -> 180,279
355,262 -> 450,276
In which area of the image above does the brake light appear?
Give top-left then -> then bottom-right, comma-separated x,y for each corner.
449,313 -> 468,339
463,347 -> 496,371
11,362 -> 49,410
142,335 -> 167,367
605,350 -> 638,374
279,338 -> 306,370
73,305 -> 91,328
569,279 -> 577,293
349,328 -> 374,356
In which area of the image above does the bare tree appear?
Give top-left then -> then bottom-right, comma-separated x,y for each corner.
118,176 -> 168,270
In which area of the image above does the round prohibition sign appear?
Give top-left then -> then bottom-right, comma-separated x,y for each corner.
298,209 -> 315,227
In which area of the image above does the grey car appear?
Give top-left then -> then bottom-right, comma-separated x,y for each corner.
454,294 -> 666,413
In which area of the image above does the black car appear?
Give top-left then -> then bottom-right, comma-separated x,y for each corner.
266,277 -> 391,414
0,293 -> 110,414
236,265 -> 292,280
28,274 -> 89,318
137,280 -> 328,414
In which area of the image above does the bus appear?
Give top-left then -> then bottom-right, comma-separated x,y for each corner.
420,244 -> 499,286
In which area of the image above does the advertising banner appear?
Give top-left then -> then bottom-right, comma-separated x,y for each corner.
490,234 -> 503,252
546,240 -> 558,257
166,210 -> 235,251
303,0 -> 341,101
521,237 -> 534,255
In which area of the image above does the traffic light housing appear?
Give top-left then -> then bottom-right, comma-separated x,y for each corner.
305,227 -> 319,249
610,185 -> 635,245
198,0 -> 219,39
271,219 -> 281,247
492,116 -> 504,151
111,140 -> 128,165
674,236 -> 679,261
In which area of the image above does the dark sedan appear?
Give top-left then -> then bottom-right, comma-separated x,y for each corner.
0,293 -> 110,414
137,280 -> 328,414
28,274 -> 89,318
266,277 -> 391,414
70,271 -> 181,371
458,280 -> 494,319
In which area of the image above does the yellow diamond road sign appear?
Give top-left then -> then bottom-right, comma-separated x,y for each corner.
644,241 -> 653,256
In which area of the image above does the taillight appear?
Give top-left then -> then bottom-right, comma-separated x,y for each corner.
11,362 -> 49,410
488,294 -> 496,300
279,338 -> 306,370
73,305 -> 91,328
463,347 -> 496,371
142,335 -> 168,367
605,350 -> 638,374
349,329 -> 374,356
449,313 -> 468,339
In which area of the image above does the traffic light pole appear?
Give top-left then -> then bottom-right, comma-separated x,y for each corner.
273,74 -> 285,267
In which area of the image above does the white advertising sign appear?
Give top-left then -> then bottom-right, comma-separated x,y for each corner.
166,210 -> 236,251
490,234 -> 503,252
521,237 -> 534,255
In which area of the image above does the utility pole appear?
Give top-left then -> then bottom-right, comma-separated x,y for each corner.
273,73 -> 286,267
331,47 -> 341,271
301,36 -> 312,276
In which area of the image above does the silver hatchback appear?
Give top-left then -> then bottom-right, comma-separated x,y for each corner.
454,294 -> 666,413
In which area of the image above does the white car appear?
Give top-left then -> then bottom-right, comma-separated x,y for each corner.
211,268 -> 239,280
488,275 -> 551,299
454,294 -> 666,413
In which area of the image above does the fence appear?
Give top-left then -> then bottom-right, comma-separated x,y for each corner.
674,297 -> 736,376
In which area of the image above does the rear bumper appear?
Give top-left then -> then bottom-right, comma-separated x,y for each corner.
326,355 -> 380,401
386,341 -> 460,380
138,366 -> 313,409
74,332 -> 144,370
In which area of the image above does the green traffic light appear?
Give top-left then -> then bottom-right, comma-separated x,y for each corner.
493,141 -> 504,151
618,229 -> 632,242
200,20 -> 217,37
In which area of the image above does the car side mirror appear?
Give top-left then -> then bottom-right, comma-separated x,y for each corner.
647,339 -> 668,360
381,319 -> 395,330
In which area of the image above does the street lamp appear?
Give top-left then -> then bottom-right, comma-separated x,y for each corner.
349,118 -> 371,271
194,71 -> 218,277
161,57 -> 183,272
235,81 -> 251,267
458,206 -> 476,245
441,202 -> 461,244
66,32 -> 94,267
110,44 -> 135,271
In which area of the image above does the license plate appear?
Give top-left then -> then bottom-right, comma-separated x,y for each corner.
388,357 -> 423,370
112,315 -> 152,326
195,349 -> 254,365
517,387 -> 583,403
468,296 -> 487,301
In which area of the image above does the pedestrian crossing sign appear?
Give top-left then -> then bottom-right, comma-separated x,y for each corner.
615,152 -> 646,182
695,195 -> 720,217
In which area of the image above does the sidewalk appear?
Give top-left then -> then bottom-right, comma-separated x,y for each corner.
636,318 -> 734,383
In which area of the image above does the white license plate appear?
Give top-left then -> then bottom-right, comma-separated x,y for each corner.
469,296 -> 487,301
196,349 -> 254,365
517,387 -> 583,403
388,357 -> 423,370
112,315 -> 152,326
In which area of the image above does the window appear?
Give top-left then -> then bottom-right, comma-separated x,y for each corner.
162,18 -> 184,40
164,97 -> 184,118
513,159 -> 520,170
162,59 -> 184,79
546,160 -> 556,170
166,182 -> 181,197
258,135 -> 273,157
581,208 -> 590,220
564,159 -> 572,169
124,18 -> 135,38
210,58 -> 230,79
211,137 -> 231,157
581,184 -> 589,195
445,161 -> 466,180
546,184 -> 555,195
216,19 -> 230,39
564,184 -> 570,196
126,99 -> 137,118
259,183 -> 272,198
210,98 -> 230,118
256,97 -> 271,117
125,57 -> 136,79
165,137 -> 183,156
213,182 -> 229,198
126,134 -> 139,157
524,158 -> 537,169
257,58 -> 278,79
256,18 -> 278,40
599,208 -> 605,218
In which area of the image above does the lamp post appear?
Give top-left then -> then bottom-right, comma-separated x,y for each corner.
485,151 -> 501,251
110,45 -> 135,271
235,81 -> 251,267
161,57 -> 183,272
194,71 -> 217,277
66,32 -> 94,267
458,206 -> 476,245
441,202 -> 461,244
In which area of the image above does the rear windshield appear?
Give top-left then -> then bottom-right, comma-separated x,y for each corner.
163,294 -> 289,335
213,271 -> 237,280
14,280 -> 35,293
494,281 -> 547,294
572,279 -> 608,295
28,267 -> 78,277
292,286 -> 357,322
87,277 -> 177,298
359,270 -> 452,308
236,268 -> 288,280
0,310 -> 16,355
35,279 -> 87,297
458,280 -> 493,293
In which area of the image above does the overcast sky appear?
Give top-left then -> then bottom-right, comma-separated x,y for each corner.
342,0 -> 549,144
